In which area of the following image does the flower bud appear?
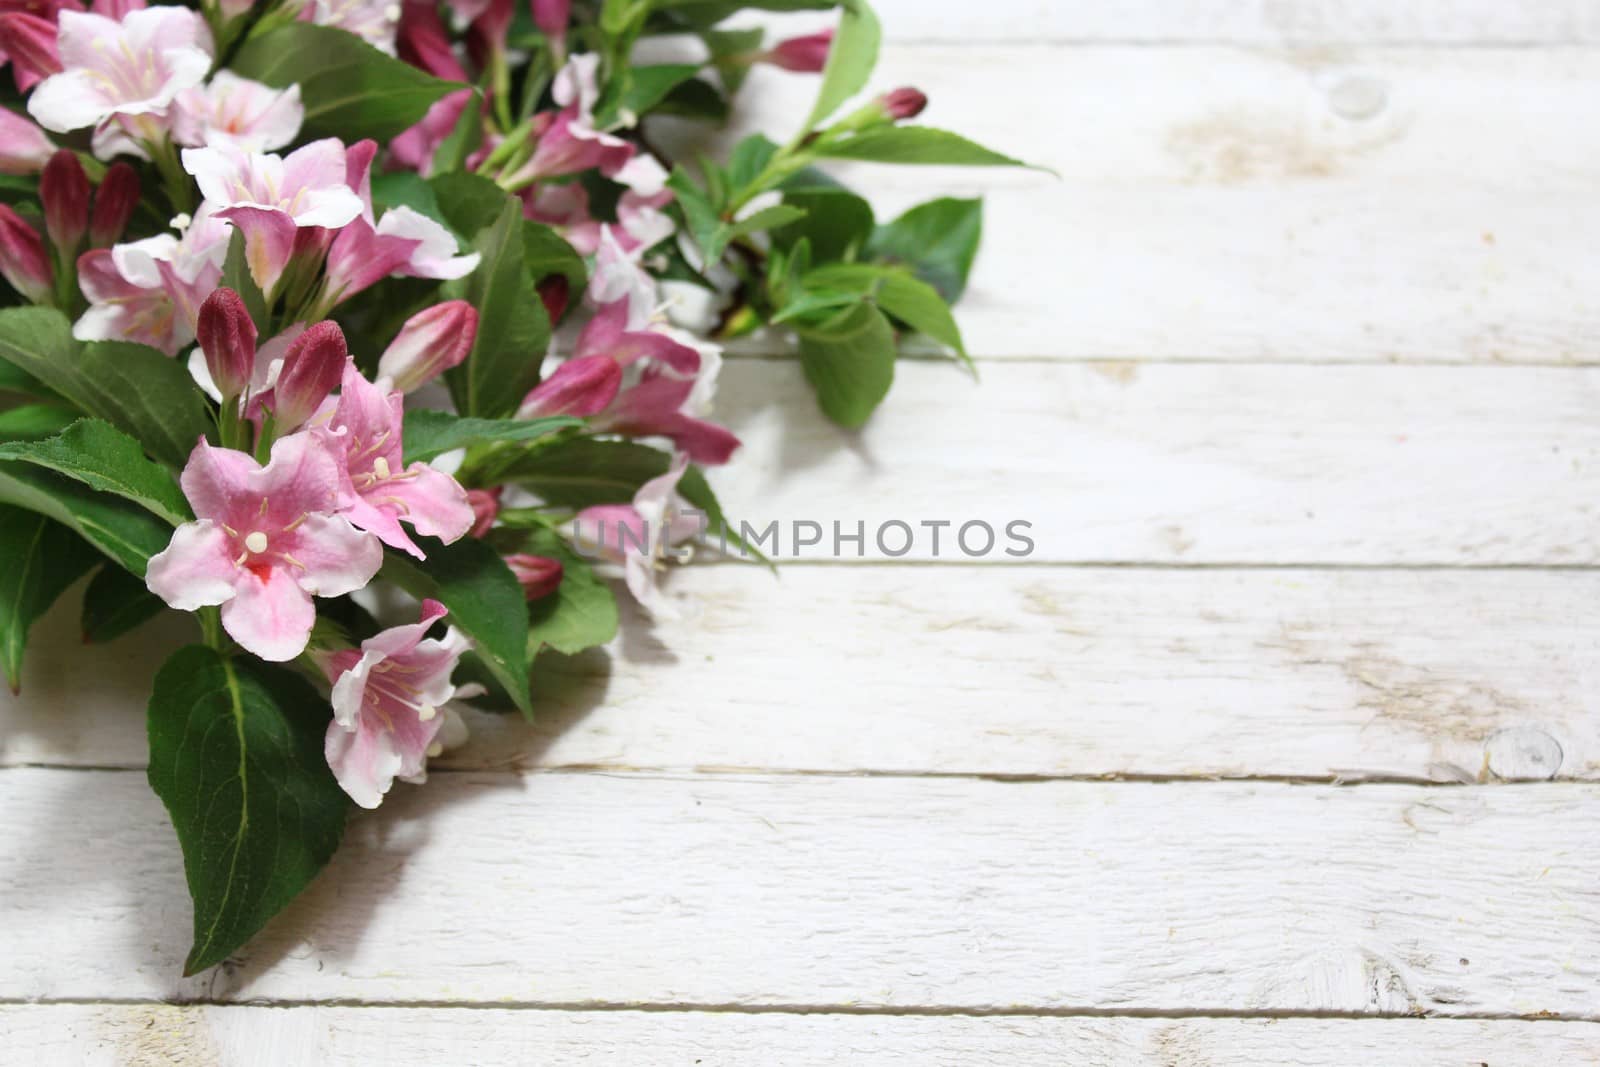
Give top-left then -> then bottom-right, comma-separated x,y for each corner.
0,204 -> 52,305
197,288 -> 258,403
0,110 -> 53,176
504,553 -> 563,601
531,0 -> 569,41
272,320 -> 348,430
761,29 -> 833,73
536,273 -> 569,323
89,163 -> 140,248
0,13 -> 63,93
376,300 -> 478,393
516,355 -> 621,418
466,488 -> 501,538
40,150 -> 89,255
882,87 -> 928,122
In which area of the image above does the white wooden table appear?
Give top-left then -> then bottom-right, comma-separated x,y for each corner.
5,2 -> 1600,1062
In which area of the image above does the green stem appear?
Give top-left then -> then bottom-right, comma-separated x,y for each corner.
145,137 -> 194,216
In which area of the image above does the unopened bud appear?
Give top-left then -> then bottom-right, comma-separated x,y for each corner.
40,150 -> 89,255
0,13 -> 62,93
376,300 -> 478,393
197,288 -> 258,403
883,87 -> 928,122
531,0 -> 570,41
0,109 -> 53,176
466,487 -> 501,538
273,320 -> 348,429
761,29 -> 833,73
505,553 -> 563,600
536,273 -> 569,323
516,355 -> 621,418
89,163 -> 140,248
0,203 -> 51,304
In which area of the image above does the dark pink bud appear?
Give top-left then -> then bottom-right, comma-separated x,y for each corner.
882,87 -> 928,122
40,149 -> 89,254
376,300 -> 477,393
530,0 -> 569,40
398,0 -> 468,81
536,273 -> 569,323
0,203 -> 51,304
0,13 -> 63,93
197,288 -> 258,403
466,487 -> 501,538
504,553 -> 563,601
516,355 -> 621,418
89,162 -> 139,248
465,0 -> 512,67
0,109 -> 53,176
273,321 -> 348,430
762,29 -> 833,73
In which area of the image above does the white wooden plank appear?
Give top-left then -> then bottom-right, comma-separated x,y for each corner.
746,1 -> 1600,45
3,769 -> 1597,1013
5,567 -> 1598,783
707,361 -> 1600,565
7,1004 -> 1600,1067
680,46 -> 1600,363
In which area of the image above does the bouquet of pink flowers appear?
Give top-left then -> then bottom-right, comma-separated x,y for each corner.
0,0 -> 1024,972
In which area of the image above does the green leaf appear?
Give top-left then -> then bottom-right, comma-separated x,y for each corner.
806,264 -> 969,364
816,126 -> 1034,168
796,301 -> 896,428
402,410 -> 579,464
667,166 -> 724,261
773,187 -> 874,262
0,404 -> 77,442
444,198 -> 552,418
428,171 -> 509,239
522,221 -> 588,307
805,0 -> 881,129
502,525 -> 619,657
147,646 -> 350,975
652,77 -> 729,122
0,350 -> 58,403
381,536 -> 532,715
616,64 -> 702,118
0,460 -> 173,573
231,23 -> 459,141
220,229 -> 268,331
704,27 -> 763,93
0,505 -> 98,691
725,204 -> 808,245
0,307 -> 211,468
0,418 -> 189,524
372,172 -> 445,222
498,436 -> 678,508
866,197 -> 982,302
81,562 -> 166,644
726,134 -> 779,195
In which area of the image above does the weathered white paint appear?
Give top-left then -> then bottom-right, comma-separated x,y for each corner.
659,46 -> 1600,363
751,1 -> 1600,44
3,769 -> 1597,1014
6,1005 -> 1600,1067
708,361 -> 1600,565
5,567 -> 1599,782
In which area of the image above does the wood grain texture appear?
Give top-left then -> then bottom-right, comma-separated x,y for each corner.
6,1005 -> 1600,1067
709,361 -> 1600,565
680,46 -> 1600,363
5,567 -> 1598,783
767,1 -> 1600,44
3,769 -> 1597,1014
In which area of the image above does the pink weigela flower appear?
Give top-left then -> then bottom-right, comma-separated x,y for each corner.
182,138 -> 364,291
320,598 -> 472,809
172,71 -> 304,152
145,433 -> 383,662
570,454 -> 703,618
315,362 -> 475,559
27,7 -> 214,157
